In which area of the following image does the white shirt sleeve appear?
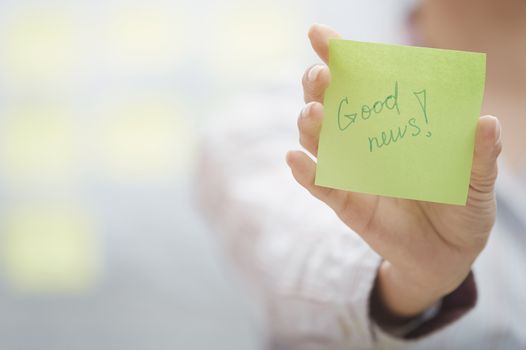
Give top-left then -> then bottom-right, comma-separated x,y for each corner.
195,95 -> 428,349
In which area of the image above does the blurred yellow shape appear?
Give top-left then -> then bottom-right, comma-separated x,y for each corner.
1,205 -> 99,293
98,97 -> 192,183
0,105 -> 75,186
210,1 -> 304,79
104,4 -> 184,70
1,8 -> 76,83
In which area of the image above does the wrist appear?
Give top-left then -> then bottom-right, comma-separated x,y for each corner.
374,261 -> 450,318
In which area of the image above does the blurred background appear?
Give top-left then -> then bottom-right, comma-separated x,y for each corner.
0,0 -> 413,349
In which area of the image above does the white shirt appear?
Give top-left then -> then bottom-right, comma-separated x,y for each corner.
198,92 -> 526,349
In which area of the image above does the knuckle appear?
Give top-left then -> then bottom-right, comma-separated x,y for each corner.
302,86 -> 316,102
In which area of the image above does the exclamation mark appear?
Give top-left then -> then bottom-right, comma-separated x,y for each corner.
414,89 -> 432,137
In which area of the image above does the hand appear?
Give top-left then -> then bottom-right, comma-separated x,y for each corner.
287,24 -> 502,318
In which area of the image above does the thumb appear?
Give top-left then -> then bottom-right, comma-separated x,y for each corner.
470,115 -> 502,194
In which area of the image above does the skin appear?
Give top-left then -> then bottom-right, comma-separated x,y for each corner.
287,24 -> 502,319
414,0 -> 526,172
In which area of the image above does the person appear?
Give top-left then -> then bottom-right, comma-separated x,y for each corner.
199,0 -> 526,348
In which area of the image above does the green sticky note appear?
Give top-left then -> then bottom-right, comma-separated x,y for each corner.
315,40 -> 486,205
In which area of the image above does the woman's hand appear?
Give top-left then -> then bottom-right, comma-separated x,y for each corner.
287,24 -> 502,318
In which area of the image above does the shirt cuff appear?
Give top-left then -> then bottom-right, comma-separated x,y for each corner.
405,271 -> 477,339
371,271 -> 477,340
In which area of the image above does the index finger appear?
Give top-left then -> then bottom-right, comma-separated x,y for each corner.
308,24 -> 341,63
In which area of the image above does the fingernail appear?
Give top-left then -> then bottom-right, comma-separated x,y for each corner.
308,65 -> 323,82
494,117 -> 501,144
285,151 -> 296,167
